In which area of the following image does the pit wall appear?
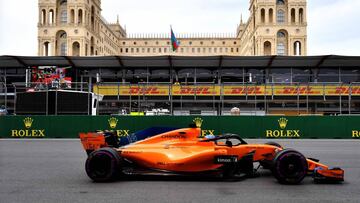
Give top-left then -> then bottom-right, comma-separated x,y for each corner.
0,116 -> 359,139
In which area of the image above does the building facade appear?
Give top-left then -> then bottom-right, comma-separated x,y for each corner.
38,0 -> 307,57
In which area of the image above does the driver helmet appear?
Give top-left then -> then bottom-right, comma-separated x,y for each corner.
204,134 -> 216,139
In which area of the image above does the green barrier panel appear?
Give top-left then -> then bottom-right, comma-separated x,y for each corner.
0,116 -> 359,139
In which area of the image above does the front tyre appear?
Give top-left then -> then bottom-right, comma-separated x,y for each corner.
272,149 -> 308,184
85,147 -> 122,182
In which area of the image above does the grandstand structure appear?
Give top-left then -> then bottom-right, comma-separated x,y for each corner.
0,55 -> 359,116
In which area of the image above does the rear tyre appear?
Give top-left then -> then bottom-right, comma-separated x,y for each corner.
272,149 -> 308,184
85,147 -> 122,182
260,142 -> 283,169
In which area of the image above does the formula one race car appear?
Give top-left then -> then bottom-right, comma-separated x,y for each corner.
79,126 -> 344,184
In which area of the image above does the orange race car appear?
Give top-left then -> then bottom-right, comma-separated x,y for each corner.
79,125 -> 344,184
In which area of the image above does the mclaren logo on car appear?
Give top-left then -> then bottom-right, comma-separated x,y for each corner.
11,117 -> 46,137
265,117 -> 301,138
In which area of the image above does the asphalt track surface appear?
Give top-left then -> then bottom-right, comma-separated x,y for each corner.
1,139 -> 359,203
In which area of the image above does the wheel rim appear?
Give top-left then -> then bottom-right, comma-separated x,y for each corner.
278,153 -> 306,179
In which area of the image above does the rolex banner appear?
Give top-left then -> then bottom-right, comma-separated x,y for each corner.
0,116 -> 359,139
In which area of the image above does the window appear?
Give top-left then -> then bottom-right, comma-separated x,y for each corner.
270,68 -> 291,83
341,69 -> 360,83
261,9 -> 265,23
277,43 -> 285,55
60,43 -> 67,55
294,41 -> 301,56
299,8 -> 304,23
264,41 -> 272,56
269,9 -> 274,23
318,68 -> 340,83
41,9 -> 46,24
291,9 -> 296,23
277,10 -> 285,23
60,10 -> 67,23
277,31 -> 286,38
277,0 -> 285,5
43,42 -> 50,56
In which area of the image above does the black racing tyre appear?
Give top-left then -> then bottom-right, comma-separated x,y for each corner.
260,142 -> 283,169
272,149 -> 308,184
85,147 -> 122,182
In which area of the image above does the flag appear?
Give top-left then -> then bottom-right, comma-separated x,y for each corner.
170,27 -> 179,51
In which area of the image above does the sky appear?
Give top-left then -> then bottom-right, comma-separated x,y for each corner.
0,0 -> 359,56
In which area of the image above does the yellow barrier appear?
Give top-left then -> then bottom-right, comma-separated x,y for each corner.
93,85 -> 360,96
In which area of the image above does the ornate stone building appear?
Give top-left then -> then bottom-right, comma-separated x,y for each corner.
38,0 -> 307,57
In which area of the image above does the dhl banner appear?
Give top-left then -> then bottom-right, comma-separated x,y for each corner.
93,85 -> 360,96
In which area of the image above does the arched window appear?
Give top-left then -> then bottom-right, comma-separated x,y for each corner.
277,30 -> 288,55
78,9 -> 83,24
49,9 -> 54,24
43,42 -> 50,56
294,41 -> 301,56
269,9 -> 274,23
70,9 -> 75,24
291,8 -> 296,23
299,8 -> 304,23
261,9 -> 265,23
277,0 -> 285,5
56,30 -> 67,55
90,37 -> 95,55
72,42 -> 80,56
58,0 -> 67,24
264,41 -> 272,56
91,6 -> 95,30
277,9 -> 285,23
41,9 -> 46,24
277,31 -> 286,38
